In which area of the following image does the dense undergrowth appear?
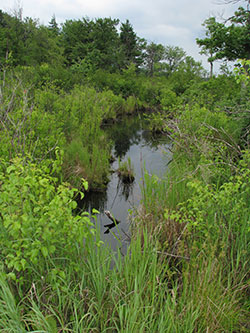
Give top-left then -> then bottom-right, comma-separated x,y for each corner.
0,6 -> 250,330
0,56 -> 250,332
137,68 -> 250,331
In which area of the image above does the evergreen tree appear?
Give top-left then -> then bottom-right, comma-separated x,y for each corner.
61,17 -> 120,71
120,20 -> 137,66
120,20 -> 146,69
0,10 -> 25,66
48,14 -> 60,36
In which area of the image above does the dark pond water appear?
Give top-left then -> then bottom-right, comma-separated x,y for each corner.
84,115 -> 172,253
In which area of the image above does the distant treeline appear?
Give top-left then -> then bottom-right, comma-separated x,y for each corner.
0,9 -> 205,77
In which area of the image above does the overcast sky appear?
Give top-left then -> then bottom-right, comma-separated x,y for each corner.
1,0 -> 241,71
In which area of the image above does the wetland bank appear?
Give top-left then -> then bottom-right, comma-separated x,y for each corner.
0,5 -> 249,331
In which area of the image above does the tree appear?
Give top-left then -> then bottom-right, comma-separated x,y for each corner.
61,17 -> 120,71
196,17 -> 227,76
119,19 -> 145,69
197,5 -> 250,76
0,10 -> 26,66
162,45 -> 186,75
144,42 -> 165,76
48,14 -> 60,36
168,56 -> 205,94
230,6 -> 250,59
90,18 -> 120,71
61,18 -> 91,65
24,20 -> 64,65
120,20 -> 137,65
0,10 -> 64,67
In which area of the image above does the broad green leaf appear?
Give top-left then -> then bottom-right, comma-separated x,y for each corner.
41,246 -> 49,258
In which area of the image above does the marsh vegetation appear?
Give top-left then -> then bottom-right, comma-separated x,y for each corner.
0,4 -> 250,331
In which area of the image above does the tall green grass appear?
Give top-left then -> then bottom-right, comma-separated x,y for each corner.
0,271 -> 25,332
1,228 -> 247,332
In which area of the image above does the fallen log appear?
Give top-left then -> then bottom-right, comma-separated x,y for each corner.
104,210 -> 120,234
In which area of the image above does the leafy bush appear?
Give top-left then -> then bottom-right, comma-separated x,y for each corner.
164,149 -> 250,276
0,154 -> 98,290
157,87 -> 179,110
144,112 -> 169,133
181,75 -> 240,109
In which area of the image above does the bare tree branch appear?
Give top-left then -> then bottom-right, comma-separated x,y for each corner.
214,0 -> 250,10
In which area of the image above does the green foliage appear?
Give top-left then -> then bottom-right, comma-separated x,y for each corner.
138,77 -> 250,331
197,6 -> 250,71
196,17 -> 228,61
1,224 -> 248,332
59,85 -> 116,188
64,139 -> 110,189
234,59 -> 250,85
0,76 -> 66,162
158,87 -> 179,110
48,14 -> 60,36
0,10 -> 64,67
0,270 -> 25,331
182,74 -> 241,109
144,42 -> 165,76
0,156 -> 98,288
117,156 -> 135,183
90,68 -> 138,99
0,10 -> 26,66
144,112 -> 169,133
120,19 -> 145,68
61,17 -> 121,71
1,6 -> 249,331
160,45 -> 186,76
169,56 -> 206,94
173,105 -> 242,187
1,73 -> 124,190
168,150 -> 250,236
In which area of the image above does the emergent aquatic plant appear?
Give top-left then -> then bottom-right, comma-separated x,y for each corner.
117,156 -> 135,183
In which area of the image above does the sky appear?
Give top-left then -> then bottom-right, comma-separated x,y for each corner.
1,0 -> 242,72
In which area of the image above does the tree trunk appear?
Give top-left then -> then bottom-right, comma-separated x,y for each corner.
209,61 -> 213,78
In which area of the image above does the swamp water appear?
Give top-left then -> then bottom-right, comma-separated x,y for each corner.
84,116 -> 172,253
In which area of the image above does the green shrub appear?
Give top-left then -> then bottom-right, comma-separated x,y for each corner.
181,75 -> 240,109
158,87 -> 179,110
0,154 -> 98,290
144,112 -> 169,133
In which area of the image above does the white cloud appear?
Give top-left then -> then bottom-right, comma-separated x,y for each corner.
141,23 -> 191,44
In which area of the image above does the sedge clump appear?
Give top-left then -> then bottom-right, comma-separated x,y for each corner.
117,156 -> 135,183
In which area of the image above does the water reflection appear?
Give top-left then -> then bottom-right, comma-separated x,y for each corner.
141,128 -> 170,150
83,115 -> 172,252
119,179 -> 134,201
82,190 -> 108,213
105,116 -> 143,158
